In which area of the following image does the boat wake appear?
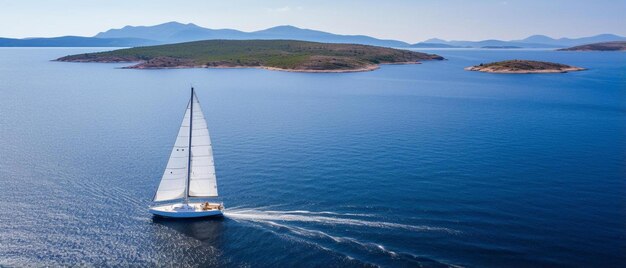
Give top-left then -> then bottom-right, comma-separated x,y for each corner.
224,207 -> 460,267
225,207 -> 456,233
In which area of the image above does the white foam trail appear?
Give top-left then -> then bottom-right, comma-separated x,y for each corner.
236,220 -> 343,258
228,208 -> 461,267
260,221 -> 401,258
225,208 -> 458,234
228,204 -> 283,211
264,210 -> 374,217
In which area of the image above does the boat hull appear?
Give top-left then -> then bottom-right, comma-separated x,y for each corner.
149,202 -> 223,218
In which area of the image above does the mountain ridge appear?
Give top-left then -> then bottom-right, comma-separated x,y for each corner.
0,36 -> 158,47
427,34 -> 626,48
94,22 -> 409,47
557,41 -> 626,51
2,21 -> 625,48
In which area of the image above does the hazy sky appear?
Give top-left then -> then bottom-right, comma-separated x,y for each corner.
1,0 -> 624,42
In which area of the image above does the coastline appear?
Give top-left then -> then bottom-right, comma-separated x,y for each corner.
59,59 -> 425,73
231,61 -> 422,73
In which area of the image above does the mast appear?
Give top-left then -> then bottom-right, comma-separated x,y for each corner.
184,87 -> 194,204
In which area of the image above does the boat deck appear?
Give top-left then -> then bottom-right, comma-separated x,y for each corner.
149,202 -> 224,218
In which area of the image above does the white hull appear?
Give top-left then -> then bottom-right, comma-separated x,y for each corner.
149,202 -> 223,218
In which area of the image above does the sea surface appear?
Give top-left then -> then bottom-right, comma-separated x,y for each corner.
0,48 -> 624,267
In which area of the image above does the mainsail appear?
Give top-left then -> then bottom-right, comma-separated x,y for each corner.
153,89 -> 218,202
188,93 -> 218,197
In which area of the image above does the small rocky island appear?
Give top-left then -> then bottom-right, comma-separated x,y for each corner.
558,41 -> 626,51
57,40 -> 444,73
465,60 -> 585,74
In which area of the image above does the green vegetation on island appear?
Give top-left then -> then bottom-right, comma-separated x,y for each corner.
57,40 -> 444,72
465,60 -> 585,74
557,41 -> 626,51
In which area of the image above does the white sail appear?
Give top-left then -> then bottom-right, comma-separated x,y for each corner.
153,100 -> 192,202
188,93 -> 218,197
153,91 -> 218,202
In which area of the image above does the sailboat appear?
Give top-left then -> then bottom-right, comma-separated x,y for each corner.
149,87 -> 224,218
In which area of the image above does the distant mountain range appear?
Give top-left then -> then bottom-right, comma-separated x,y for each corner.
93,22 -> 409,47
1,21 -> 624,48
423,34 -> 626,48
557,41 -> 626,51
0,36 -> 158,47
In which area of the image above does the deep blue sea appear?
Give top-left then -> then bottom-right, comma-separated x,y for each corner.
0,48 -> 624,267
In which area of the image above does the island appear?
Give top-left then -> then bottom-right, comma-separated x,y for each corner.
56,40 -> 444,73
464,60 -> 585,74
557,41 -> 626,51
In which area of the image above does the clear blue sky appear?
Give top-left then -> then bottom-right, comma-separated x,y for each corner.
1,0 -> 624,42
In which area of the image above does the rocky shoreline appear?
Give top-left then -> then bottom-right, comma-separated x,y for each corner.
57,58 -> 426,73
